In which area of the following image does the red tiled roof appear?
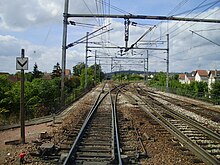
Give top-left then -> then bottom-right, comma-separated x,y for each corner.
188,77 -> 195,81
0,72 -> 9,75
65,69 -> 71,76
196,70 -> 208,77
209,70 -> 220,76
178,74 -> 185,80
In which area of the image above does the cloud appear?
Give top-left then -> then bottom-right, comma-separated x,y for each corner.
0,35 -> 30,56
0,0 -> 97,31
0,34 -> 87,73
0,35 -> 58,73
0,0 -> 60,31
0,1 -> 220,74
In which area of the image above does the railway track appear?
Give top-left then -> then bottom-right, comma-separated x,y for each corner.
145,88 -> 220,124
128,84 -> 220,164
63,84 -> 122,164
28,82 -> 219,164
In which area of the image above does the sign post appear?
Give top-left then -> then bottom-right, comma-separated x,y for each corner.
16,49 -> 28,144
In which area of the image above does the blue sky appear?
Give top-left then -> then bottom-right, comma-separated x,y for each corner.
0,0 -> 220,73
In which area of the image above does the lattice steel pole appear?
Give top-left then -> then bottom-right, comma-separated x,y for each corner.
61,0 -> 69,105
85,32 -> 89,88
166,34 -> 169,92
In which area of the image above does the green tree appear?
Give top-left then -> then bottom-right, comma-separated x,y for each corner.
149,72 -> 166,87
1,81 -> 20,117
210,81 -> 220,97
0,75 -> 11,99
73,62 -> 85,76
26,78 -> 61,117
0,75 -> 12,112
52,62 -> 62,78
32,63 -> 43,79
169,74 -> 181,89
65,76 -> 80,93
25,72 -> 33,82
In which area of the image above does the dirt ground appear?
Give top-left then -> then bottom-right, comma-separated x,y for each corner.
0,85 -> 101,165
0,122 -> 54,164
0,83 -> 218,164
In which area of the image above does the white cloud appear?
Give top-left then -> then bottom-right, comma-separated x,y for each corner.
0,1 -> 220,74
0,0 -> 61,31
0,0 -> 97,31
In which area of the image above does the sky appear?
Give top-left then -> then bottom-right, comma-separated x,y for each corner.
0,0 -> 220,74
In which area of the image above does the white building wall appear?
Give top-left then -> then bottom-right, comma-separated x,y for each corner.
195,73 -> 201,82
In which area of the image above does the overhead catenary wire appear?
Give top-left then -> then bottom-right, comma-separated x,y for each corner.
96,0 -> 131,14
190,30 -> 220,46
167,0 -> 190,16
67,23 -> 111,48
173,0 -> 220,16
151,0 -> 220,42
82,0 -> 100,25
171,42 -> 218,57
193,28 -> 220,32
169,1 -> 220,39
172,50 -> 220,61
68,0 -> 220,72
137,0 -> 191,56
170,7 -> 220,39
152,0 -> 210,41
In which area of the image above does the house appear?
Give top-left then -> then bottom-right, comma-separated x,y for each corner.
194,70 -> 208,83
0,72 -> 20,82
8,75 -> 20,82
208,70 -> 220,89
178,72 -> 195,84
42,72 -> 52,80
0,72 -> 9,76
178,73 -> 186,84
185,72 -> 195,84
178,70 -> 220,88
149,74 -> 154,79
65,69 -> 72,79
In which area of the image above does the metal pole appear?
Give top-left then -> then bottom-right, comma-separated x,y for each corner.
144,58 -> 146,83
166,34 -> 169,92
99,60 -> 101,82
111,57 -> 113,73
20,49 -> 25,144
85,32 -> 89,88
61,0 -> 69,105
94,50 -> 97,85
146,50 -> 149,84
124,19 -> 130,49
119,64 -> 122,82
67,13 -> 220,23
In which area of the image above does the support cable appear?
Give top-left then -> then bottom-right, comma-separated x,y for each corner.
190,30 -> 220,46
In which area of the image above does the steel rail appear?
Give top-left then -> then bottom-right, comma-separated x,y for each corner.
147,94 -> 220,142
108,85 -> 116,161
139,102 -> 220,165
63,83 -> 122,164
63,84 -> 110,165
113,89 -> 123,165
124,84 -> 219,164
131,88 -> 220,165
136,85 -> 220,142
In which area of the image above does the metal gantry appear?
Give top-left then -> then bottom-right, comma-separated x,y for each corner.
61,0 -> 220,104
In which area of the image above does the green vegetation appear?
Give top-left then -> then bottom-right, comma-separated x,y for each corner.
210,81 -> 220,104
0,62 -> 104,125
112,73 -> 143,82
148,72 -> 220,104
